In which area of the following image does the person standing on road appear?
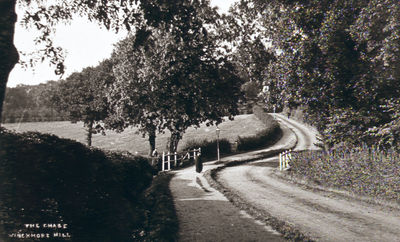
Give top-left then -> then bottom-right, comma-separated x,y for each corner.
151,148 -> 159,167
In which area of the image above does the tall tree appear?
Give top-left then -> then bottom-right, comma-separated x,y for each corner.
0,0 -> 208,122
54,60 -> 113,146
110,0 -> 244,153
231,0 -> 400,148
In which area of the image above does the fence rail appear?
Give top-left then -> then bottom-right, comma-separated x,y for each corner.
161,148 -> 201,171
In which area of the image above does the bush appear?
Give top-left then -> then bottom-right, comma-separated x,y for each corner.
252,105 -> 276,125
0,128 -> 153,241
290,146 -> 400,202
235,105 -> 282,152
236,125 -> 282,152
181,138 -> 231,160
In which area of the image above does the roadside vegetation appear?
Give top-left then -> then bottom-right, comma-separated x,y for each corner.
0,128 -> 154,241
290,147 -> 400,203
0,110 -> 277,241
182,106 -> 282,160
1,0 -> 399,240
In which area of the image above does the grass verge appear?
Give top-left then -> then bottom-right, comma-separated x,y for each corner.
141,173 -> 178,242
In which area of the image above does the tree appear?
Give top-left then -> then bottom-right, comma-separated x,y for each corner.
231,0 -> 399,148
54,60 -> 113,146
109,0 -> 244,153
0,0 -> 210,123
1,85 -> 33,123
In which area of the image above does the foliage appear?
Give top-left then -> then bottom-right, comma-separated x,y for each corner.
236,105 -> 282,151
181,138 -> 232,160
236,126 -> 282,152
1,0 -> 224,126
231,0 -> 400,148
367,99 -> 400,149
290,147 -> 400,202
109,0 -> 244,153
54,59 -> 113,146
0,127 -> 154,241
220,7 -> 276,110
1,83 -> 67,123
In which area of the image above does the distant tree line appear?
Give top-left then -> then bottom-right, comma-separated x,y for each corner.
1,81 -> 67,123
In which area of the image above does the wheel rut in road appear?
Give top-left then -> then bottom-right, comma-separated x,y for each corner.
169,114 -> 299,241
217,115 -> 400,242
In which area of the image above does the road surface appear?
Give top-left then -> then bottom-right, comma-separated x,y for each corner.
217,114 -> 400,241
169,114 -> 299,241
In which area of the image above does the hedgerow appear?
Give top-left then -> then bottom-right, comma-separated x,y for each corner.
0,128 -> 153,241
290,147 -> 400,202
236,106 -> 282,152
181,138 -> 232,160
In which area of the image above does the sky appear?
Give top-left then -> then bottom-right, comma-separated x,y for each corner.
8,0 -> 239,87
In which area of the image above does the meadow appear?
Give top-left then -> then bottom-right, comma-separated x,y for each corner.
3,114 -> 268,155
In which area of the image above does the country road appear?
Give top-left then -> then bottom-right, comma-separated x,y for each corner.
217,114 -> 400,242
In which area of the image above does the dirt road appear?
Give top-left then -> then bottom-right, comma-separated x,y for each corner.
218,114 -> 400,241
169,114 -> 300,241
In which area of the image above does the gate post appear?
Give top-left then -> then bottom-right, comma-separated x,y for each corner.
167,152 -> 171,170
162,152 -> 165,171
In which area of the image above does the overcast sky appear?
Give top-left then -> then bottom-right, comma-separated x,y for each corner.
8,0 -> 238,87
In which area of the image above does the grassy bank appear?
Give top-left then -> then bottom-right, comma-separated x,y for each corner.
141,173 -> 178,241
289,147 -> 400,202
181,106 -> 282,160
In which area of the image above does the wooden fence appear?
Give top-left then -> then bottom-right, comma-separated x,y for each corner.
279,149 -> 292,171
161,148 -> 201,171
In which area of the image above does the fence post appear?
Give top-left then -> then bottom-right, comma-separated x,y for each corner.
285,150 -> 289,168
279,152 -> 282,170
162,152 -> 165,171
167,152 -> 171,170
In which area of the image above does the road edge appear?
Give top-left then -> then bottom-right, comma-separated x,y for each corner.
203,119 -> 317,241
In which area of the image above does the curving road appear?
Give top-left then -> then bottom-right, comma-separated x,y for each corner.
218,114 -> 400,242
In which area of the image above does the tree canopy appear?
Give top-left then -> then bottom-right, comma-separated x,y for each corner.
108,0 -> 244,153
230,0 -> 400,149
0,0 -> 220,122
54,59 -> 113,146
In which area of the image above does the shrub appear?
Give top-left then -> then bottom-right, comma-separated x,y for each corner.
236,125 -> 282,152
290,146 -> 400,202
0,128 -> 153,241
235,105 -> 282,152
252,105 -> 276,125
181,138 -> 231,160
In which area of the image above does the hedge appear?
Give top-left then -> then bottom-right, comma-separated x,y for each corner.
236,105 -> 282,152
0,128 -> 154,241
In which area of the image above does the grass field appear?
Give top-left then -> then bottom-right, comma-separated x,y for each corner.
3,114 -> 269,155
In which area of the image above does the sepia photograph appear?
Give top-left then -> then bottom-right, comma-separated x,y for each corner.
1,0 -> 399,241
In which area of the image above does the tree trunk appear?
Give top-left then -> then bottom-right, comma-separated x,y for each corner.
168,131 -> 182,153
0,0 -> 19,124
148,128 -> 156,156
87,120 -> 94,146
